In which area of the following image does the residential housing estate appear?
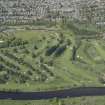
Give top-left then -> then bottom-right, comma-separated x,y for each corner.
0,0 -> 105,24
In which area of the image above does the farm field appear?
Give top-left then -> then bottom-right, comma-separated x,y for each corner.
0,22 -> 105,92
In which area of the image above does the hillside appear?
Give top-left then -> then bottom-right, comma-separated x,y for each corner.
0,22 -> 104,92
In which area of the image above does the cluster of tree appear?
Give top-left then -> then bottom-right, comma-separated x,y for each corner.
9,38 -> 28,47
0,73 -> 9,84
25,63 -> 50,82
45,33 -> 71,57
1,51 -> 25,65
0,37 -> 28,48
0,64 -> 15,83
0,53 -> 48,83
0,64 -> 5,71
41,63 -> 54,77
0,55 -> 20,70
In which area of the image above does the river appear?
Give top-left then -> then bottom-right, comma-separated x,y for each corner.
0,87 -> 105,100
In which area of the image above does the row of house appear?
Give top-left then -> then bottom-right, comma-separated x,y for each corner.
0,0 -> 105,24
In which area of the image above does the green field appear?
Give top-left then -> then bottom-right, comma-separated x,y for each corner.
0,96 -> 105,105
0,22 -> 105,92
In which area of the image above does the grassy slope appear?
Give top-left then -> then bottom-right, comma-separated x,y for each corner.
0,23 -> 105,91
0,96 -> 105,105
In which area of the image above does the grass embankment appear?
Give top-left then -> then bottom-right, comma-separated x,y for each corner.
0,96 -> 105,105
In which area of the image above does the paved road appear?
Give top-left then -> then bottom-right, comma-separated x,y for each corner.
0,87 -> 105,100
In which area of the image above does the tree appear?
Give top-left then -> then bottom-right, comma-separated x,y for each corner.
72,46 -> 77,61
